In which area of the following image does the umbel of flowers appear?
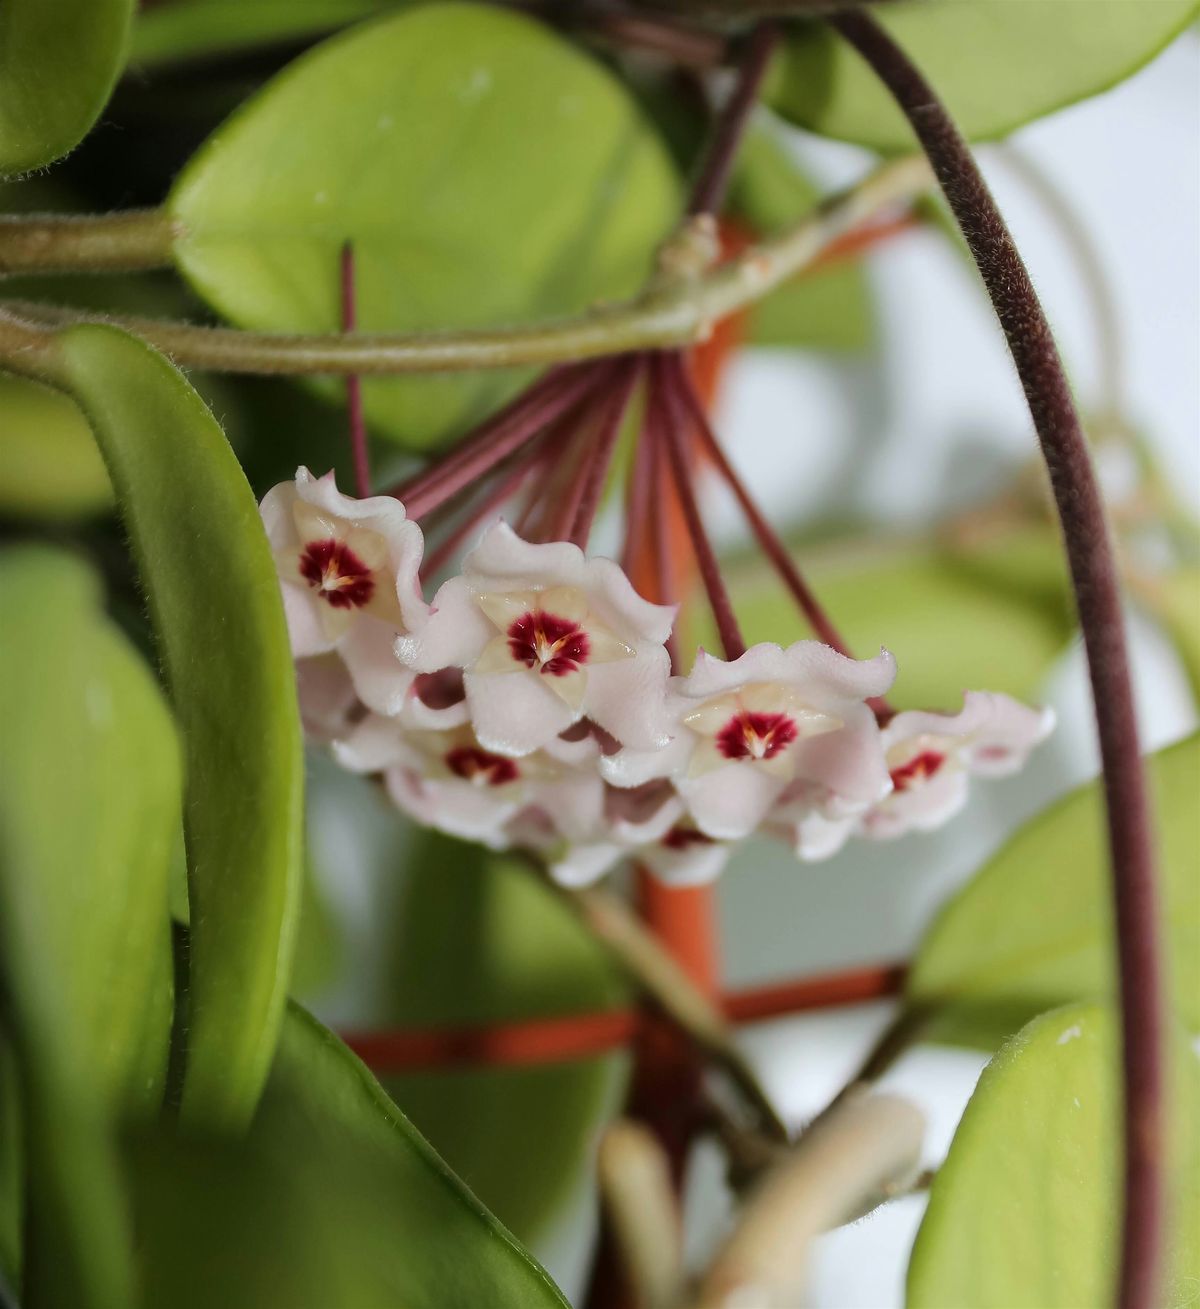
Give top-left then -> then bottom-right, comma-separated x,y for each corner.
262,351 -> 1053,886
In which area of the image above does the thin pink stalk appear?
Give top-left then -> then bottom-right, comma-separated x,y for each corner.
569,359 -> 644,547
401,366 -> 606,519
655,357 -> 746,660
539,415 -> 606,545
340,242 -> 371,498
621,396 -> 656,578
420,453 -> 544,580
648,397 -> 681,672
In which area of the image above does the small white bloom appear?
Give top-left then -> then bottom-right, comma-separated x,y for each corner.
397,522 -> 676,756
861,690 -> 1055,839
261,467 -> 428,716
603,642 -> 895,841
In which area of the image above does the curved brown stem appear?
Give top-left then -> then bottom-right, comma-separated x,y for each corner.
829,13 -> 1164,1309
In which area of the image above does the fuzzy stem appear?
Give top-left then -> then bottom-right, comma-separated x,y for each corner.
339,242 -> 372,498
0,158 -> 928,375
655,359 -> 746,660
0,209 -> 179,276
686,23 -> 781,218
829,14 -> 1163,1309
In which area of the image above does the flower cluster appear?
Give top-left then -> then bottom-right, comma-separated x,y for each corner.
263,464 -> 1054,886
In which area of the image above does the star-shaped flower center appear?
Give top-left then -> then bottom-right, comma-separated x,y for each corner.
715,710 -> 799,762
298,538 -> 375,609
444,745 -> 520,787
889,748 -> 947,792
507,610 -> 590,677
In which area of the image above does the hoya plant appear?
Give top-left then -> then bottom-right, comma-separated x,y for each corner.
0,2 -> 1196,1307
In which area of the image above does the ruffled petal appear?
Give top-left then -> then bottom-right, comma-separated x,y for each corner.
464,666 -> 578,756
581,646 -> 673,751
463,520 -> 586,590
679,764 -> 788,841
340,617 -> 415,717
396,575 -> 493,672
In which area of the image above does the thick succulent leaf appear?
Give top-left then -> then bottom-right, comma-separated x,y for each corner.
128,1003 -> 571,1309
907,1004 -> 1199,1308
383,832 -> 628,1241
723,524 -> 1072,711
768,1 -> 1199,153
0,0 -> 134,176
729,119 -> 873,351
0,1042 -> 18,1291
167,2 -> 679,450
907,733 -> 1199,1047
0,547 -> 180,1306
52,324 -> 305,1130
0,375 -> 113,518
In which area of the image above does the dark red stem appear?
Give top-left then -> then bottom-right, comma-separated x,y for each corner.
830,13 -> 1163,1309
655,357 -> 746,660
340,242 -> 371,498
686,22 -> 781,217
569,358 -> 644,547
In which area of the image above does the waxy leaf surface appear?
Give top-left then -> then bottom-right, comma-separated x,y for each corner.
907,733 -> 1200,1048
129,1003 -> 571,1308
55,324 -> 304,1131
907,1004 -> 1199,1308
0,548 -> 180,1307
0,0 -> 134,175
168,2 -> 679,449
769,0 -> 1199,153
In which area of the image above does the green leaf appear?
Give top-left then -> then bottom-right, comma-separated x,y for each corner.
907,733 -> 1200,1048
0,374 -> 113,519
729,119 -> 873,351
0,547 -> 181,1307
167,2 -> 679,450
382,832 -> 627,1241
1148,567 -> 1200,705
0,0 -> 134,176
907,1003 -> 1199,1309
721,524 -> 1072,711
51,324 -> 305,1130
131,0 -> 387,70
768,1 -> 1199,153
129,1003 -> 571,1309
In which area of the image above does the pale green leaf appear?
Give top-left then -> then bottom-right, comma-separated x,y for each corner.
383,833 -> 628,1240
768,1 -> 1199,153
907,1004 -> 1199,1309
907,733 -> 1200,1047
167,2 -> 679,449
0,0 -> 134,176
0,547 -> 181,1307
52,324 -> 305,1131
129,1003 -> 571,1308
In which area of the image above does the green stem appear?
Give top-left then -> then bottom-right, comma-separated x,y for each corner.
0,210 -> 179,277
0,157 -> 927,375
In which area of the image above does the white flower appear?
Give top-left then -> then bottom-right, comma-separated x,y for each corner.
603,642 -> 895,841
860,690 -> 1055,839
261,467 -> 427,715
396,522 -> 675,756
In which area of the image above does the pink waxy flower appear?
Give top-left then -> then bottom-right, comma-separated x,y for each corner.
261,468 -> 428,716
396,522 -> 676,757
603,641 -> 896,841
860,690 -> 1055,839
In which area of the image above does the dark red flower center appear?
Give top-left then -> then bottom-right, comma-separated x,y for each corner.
445,746 -> 520,787
298,538 -> 375,609
715,711 -> 799,762
889,749 -> 946,792
662,824 -> 715,851
507,611 -> 590,677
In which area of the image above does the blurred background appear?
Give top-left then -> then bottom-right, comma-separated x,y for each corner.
1,12 -> 1196,1306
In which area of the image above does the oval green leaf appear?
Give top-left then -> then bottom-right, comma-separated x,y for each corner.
51,324 -> 305,1131
129,1002 -> 570,1308
718,524 -> 1072,711
0,547 -> 181,1307
0,0 -> 134,176
382,832 -> 627,1241
167,2 -> 679,450
768,2 -> 1199,153
907,1004 -> 1199,1308
0,374 -> 113,518
907,733 -> 1200,1048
